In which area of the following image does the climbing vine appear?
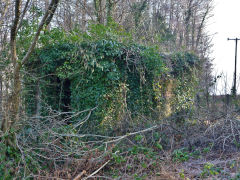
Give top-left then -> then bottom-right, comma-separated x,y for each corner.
24,24 -> 201,132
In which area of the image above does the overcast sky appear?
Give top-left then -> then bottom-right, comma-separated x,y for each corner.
208,0 -> 240,94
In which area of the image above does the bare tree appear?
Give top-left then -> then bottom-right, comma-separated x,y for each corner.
1,0 -> 59,146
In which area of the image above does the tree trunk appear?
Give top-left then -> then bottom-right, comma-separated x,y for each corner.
185,0 -> 193,49
82,0 -> 87,31
0,0 -> 22,146
94,0 -> 105,24
1,0 -> 59,147
107,0 -> 116,24
1,66 -> 21,146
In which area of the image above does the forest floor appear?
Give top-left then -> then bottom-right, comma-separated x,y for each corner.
63,147 -> 240,180
154,152 -> 240,180
85,108 -> 240,180
13,100 -> 240,179
34,114 -> 240,180
104,149 -> 240,180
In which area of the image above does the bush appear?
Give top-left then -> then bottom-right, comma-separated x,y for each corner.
24,23 -> 201,133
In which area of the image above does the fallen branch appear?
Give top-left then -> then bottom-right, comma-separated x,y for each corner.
73,170 -> 86,180
83,160 -> 111,180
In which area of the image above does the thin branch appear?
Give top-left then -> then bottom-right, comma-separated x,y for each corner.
83,160 -> 111,180
19,0 -> 59,67
16,0 -> 31,31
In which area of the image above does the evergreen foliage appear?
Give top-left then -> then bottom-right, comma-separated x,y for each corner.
24,24 -> 201,132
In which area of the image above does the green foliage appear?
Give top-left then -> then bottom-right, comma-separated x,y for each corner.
24,22 -> 201,133
25,25 -> 166,131
155,142 -> 163,150
170,64 -> 199,125
134,135 -> 144,141
86,21 -> 132,42
172,148 -> 190,162
17,6 -> 46,59
108,139 -> 163,179
179,169 -> 186,179
112,153 -> 126,164
172,74 -> 198,113
39,28 -> 70,46
171,52 -> 199,77
134,174 -> 147,180
152,51 -> 200,122
23,42 -> 76,114
61,39 -> 163,130
0,138 -> 22,179
200,162 -> 220,178
202,143 -> 213,154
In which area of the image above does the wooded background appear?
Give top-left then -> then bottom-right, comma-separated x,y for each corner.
1,0 -> 229,179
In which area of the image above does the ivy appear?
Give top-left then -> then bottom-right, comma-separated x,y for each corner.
171,52 -> 199,77
24,37 -> 166,131
23,25 -> 201,132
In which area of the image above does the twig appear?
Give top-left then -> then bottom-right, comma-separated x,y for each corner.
83,160 -> 111,180
73,170 -> 86,180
